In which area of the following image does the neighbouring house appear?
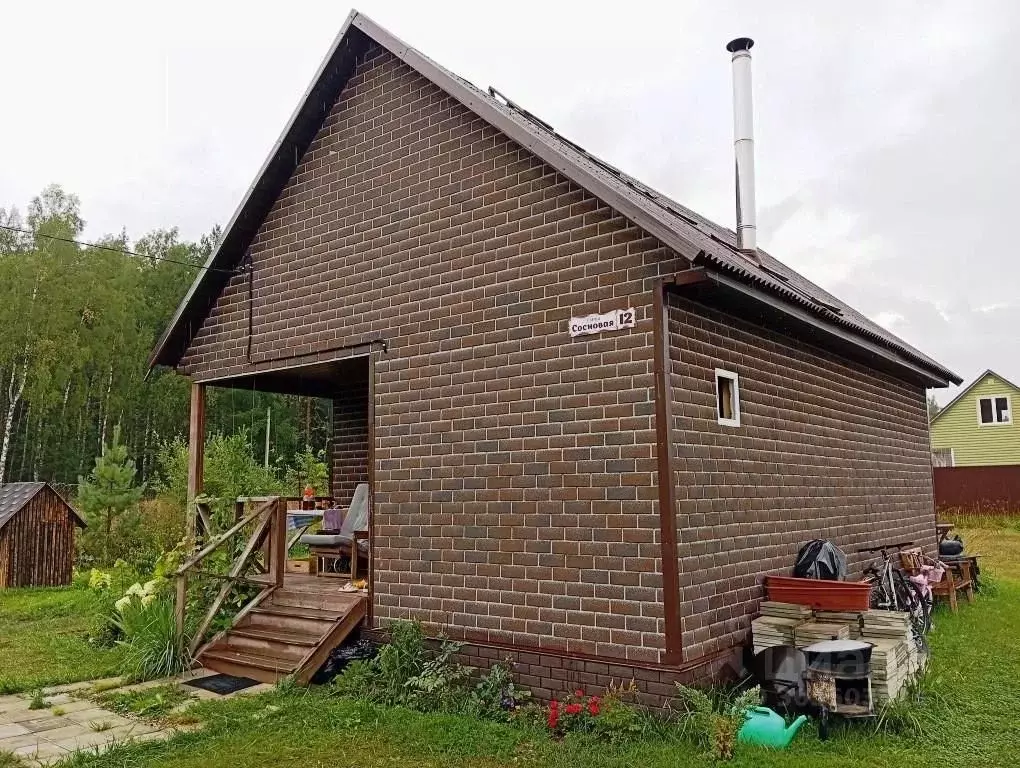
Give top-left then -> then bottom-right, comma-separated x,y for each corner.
930,369 -> 1020,467
930,370 -> 1020,515
148,11 -> 959,701
0,482 -> 86,588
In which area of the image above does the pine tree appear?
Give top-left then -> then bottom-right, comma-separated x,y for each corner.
78,425 -> 144,564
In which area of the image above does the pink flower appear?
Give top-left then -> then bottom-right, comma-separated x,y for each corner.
574,689 -> 584,697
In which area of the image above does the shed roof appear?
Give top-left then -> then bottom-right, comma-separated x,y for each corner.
0,482 -> 86,531
148,10 -> 960,388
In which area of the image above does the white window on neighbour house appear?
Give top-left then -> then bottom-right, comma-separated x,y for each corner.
977,395 -> 1011,425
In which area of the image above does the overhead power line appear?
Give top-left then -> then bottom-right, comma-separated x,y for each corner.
0,224 -> 238,274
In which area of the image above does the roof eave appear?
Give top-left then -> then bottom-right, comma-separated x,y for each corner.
682,268 -> 958,388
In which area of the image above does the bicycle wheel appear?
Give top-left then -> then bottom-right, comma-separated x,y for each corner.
892,569 -> 931,637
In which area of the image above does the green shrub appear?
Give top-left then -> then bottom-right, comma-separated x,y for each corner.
113,592 -> 190,682
673,683 -> 761,761
332,621 -> 468,710
469,659 -> 531,721
155,432 -> 286,526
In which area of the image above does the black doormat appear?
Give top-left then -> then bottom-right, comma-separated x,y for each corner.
183,673 -> 261,696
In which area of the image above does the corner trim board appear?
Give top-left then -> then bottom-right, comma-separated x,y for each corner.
652,280 -> 683,664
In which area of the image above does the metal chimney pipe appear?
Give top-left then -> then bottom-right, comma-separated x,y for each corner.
726,37 -> 756,253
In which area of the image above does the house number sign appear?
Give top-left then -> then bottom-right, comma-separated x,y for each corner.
568,308 -> 636,338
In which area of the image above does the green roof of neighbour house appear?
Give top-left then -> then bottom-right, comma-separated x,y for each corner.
930,369 -> 1020,466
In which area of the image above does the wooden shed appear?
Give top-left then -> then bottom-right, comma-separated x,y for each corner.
0,482 -> 85,588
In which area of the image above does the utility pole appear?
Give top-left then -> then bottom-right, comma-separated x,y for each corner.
264,406 -> 271,468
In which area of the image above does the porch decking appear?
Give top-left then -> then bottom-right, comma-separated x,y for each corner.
198,573 -> 367,684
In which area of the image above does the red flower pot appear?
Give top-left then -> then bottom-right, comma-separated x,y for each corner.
765,575 -> 871,611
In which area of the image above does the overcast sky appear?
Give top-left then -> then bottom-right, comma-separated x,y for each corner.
1,1 -> 1016,401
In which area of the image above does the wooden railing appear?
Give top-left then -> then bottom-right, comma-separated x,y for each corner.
174,496 -> 287,656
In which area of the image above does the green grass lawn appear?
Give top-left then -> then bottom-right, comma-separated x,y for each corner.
48,531 -> 1020,768
0,587 -> 124,694
3,529 -> 1017,768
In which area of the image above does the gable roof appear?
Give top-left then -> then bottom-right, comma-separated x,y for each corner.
0,482 -> 86,531
148,10 -> 960,388
930,369 -> 1020,425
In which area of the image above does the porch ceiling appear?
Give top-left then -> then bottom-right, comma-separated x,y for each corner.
200,356 -> 368,398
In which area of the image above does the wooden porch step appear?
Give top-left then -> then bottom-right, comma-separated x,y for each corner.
196,593 -> 368,685
230,626 -> 322,646
269,588 -> 364,612
200,647 -> 298,684
253,604 -> 348,621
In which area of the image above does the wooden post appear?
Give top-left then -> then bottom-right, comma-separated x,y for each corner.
178,381 -> 206,655
187,382 -> 206,541
267,497 -> 287,587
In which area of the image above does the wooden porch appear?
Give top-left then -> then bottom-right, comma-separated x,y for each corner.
174,491 -> 368,685
198,573 -> 367,685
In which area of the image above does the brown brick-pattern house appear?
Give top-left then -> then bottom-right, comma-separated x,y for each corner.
150,12 -> 958,697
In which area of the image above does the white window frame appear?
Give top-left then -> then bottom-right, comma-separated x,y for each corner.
976,394 -> 1012,426
715,368 -> 741,427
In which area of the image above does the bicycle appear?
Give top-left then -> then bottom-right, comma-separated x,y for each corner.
857,541 -> 931,650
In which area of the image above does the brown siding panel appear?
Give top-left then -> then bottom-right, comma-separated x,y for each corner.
178,44 -> 684,663
332,376 -> 371,506
667,294 -> 936,661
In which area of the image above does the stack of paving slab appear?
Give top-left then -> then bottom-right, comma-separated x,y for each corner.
751,602 -> 812,654
753,603 -> 925,704
793,621 -> 850,647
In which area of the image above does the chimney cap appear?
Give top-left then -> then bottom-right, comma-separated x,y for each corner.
726,37 -> 754,53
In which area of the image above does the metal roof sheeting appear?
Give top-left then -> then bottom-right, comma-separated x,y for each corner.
0,482 -> 85,531
148,10 -> 960,387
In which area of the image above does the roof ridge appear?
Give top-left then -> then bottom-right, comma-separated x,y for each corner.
147,10 -> 960,387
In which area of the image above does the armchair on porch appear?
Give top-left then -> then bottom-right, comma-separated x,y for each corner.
299,482 -> 369,579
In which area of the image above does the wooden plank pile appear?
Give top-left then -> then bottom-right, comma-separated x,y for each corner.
752,602 -> 926,704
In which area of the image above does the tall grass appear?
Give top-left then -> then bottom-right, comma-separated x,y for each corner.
944,512 -> 1020,531
114,596 -> 190,682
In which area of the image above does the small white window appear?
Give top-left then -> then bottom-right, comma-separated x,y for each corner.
715,369 -> 740,427
977,395 -> 1011,425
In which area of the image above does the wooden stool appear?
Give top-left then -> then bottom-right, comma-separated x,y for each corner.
933,558 -> 975,612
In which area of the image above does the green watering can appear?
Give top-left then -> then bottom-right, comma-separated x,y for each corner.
737,706 -> 808,748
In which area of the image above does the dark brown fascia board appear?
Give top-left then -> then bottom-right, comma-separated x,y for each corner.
680,269 -> 956,388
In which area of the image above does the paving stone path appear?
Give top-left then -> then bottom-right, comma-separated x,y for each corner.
0,669 -> 272,766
